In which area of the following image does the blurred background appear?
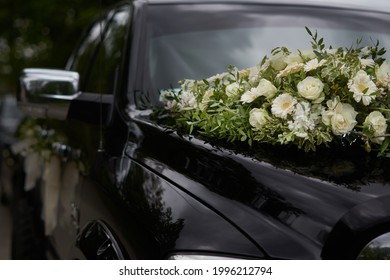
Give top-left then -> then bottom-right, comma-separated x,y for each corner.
0,0 -> 119,94
0,0 -> 119,260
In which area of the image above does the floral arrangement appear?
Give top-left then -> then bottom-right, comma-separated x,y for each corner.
159,28 -> 390,156
12,119 -> 84,235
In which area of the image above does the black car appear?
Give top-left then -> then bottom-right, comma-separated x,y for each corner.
15,0 -> 390,260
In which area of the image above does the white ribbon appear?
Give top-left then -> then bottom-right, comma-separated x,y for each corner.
42,157 -> 81,236
23,151 -> 44,192
11,137 -> 44,192
10,137 -> 35,156
59,160 -> 79,234
42,155 -> 62,236
13,138 -> 81,236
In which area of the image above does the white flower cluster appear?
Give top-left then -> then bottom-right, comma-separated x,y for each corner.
160,31 -> 390,154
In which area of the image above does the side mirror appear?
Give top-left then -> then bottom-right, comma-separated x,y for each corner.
18,68 -> 80,120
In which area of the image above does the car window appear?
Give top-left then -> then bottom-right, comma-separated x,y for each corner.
66,15 -> 108,90
140,4 -> 390,107
85,7 -> 131,94
67,5 -> 131,94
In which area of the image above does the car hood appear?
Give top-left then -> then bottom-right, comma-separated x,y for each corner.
131,118 -> 390,259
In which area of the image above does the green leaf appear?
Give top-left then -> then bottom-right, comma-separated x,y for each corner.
305,26 -> 313,36
378,48 -> 386,55
379,137 -> 390,156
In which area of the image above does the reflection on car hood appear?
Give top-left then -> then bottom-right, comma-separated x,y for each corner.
131,118 -> 390,259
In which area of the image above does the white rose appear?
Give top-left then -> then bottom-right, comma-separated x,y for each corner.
241,88 -> 260,104
270,52 -> 287,71
300,50 -> 316,60
240,79 -> 277,103
322,99 -> 341,126
257,78 -> 277,99
225,82 -> 240,98
297,77 -> 324,101
376,61 -> 390,87
284,52 -> 303,65
329,105 -> 357,135
249,108 -> 269,130
248,66 -> 260,85
364,111 -> 388,143
322,98 -> 357,135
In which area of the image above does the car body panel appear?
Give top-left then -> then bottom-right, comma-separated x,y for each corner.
126,115 -> 390,259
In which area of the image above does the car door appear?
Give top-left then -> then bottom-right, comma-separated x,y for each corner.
49,3 -> 133,259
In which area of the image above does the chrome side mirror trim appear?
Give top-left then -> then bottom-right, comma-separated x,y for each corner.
357,232 -> 390,260
18,68 -> 80,120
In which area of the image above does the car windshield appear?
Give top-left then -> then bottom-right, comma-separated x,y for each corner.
141,3 -> 390,103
